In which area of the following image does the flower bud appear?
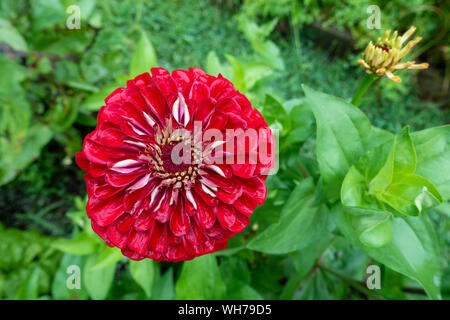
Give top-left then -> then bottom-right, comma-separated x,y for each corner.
358,26 -> 429,82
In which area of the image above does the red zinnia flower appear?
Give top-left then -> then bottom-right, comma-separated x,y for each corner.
76,67 -> 274,261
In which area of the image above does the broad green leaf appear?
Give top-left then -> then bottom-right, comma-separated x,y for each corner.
83,253 -> 116,300
302,85 -> 390,201
247,177 -> 329,254
379,174 -> 442,216
130,30 -> 158,77
220,256 -> 251,284
175,255 -> 225,299
152,268 -> 174,300
298,270 -> 332,299
0,18 -> 27,51
342,128 -> 442,247
224,282 -> 263,300
52,232 -> 99,255
369,127 -> 416,194
16,265 -> 42,299
412,125 -> 450,200
434,202 -> 450,218
89,246 -> 123,270
129,259 -> 155,298
341,141 -> 394,248
368,127 -> 442,217
333,204 -> 442,299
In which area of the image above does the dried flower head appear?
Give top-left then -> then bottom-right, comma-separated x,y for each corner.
358,26 -> 429,82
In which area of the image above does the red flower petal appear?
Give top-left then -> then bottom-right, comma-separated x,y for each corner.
87,192 -> 125,227
228,212 -> 250,233
169,202 -> 190,236
215,204 -> 236,230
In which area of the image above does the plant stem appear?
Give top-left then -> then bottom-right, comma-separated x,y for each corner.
318,264 -> 385,300
351,74 -> 378,107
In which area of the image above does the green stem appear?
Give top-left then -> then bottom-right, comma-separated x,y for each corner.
351,74 -> 378,107
318,264 -> 385,300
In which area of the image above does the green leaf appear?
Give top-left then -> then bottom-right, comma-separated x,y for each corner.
152,268 -> 174,300
129,259 -> 155,298
368,127 -> 442,217
369,127 -> 417,194
412,125 -> 450,200
89,246 -> 123,270
333,204 -> 442,299
379,174 -> 442,216
247,177 -> 329,254
52,232 -> 99,255
15,125 -> 53,167
283,101 -> 315,148
224,282 -> 263,300
130,30 -> 158,77
262,94 -> 291,135
341,128 -> 442,247
205,50 -> 223,77
175,255 -> 225,299
302,85 -> 390,202
0,18 -> 27,51
83,253 -> 116,300
237,16 -> 284,70
225,54 -> 246,92
16,265 -> 41,299
80,82 -> 121,112
281,235 -> 333,299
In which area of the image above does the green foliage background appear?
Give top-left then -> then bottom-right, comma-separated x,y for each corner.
0,0 -> 448,300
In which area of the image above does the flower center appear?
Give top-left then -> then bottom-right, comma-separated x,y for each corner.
143,124 -> 201,189
376,44 -> 390,53
160,143 -> 192,174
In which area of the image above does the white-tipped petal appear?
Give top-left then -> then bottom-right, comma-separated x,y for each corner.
200,178 -> 218,192
185,189 -> 198,210
170,188 -> 179,206
113,159 -> 140,168
142,111 -> 156,127
128,122 -> 147,135
206,165 -> 226,177
172,96 -> 180,123
149,186 -> 161,207
128,174 -> 151,190
152,193 -> 166,212
201,183 -> 216,198
172,92 -> 190,127
124,140 -> 147,148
